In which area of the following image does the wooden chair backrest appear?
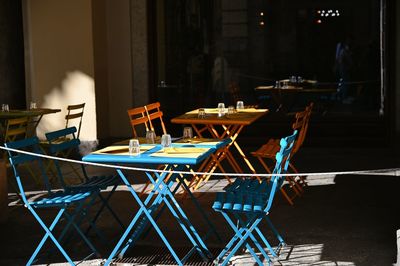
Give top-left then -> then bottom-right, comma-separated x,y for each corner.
127,106 -> 150,137
144,102 -> 167,135
4,117 -> 29,142
65,103 -> 85,139
291,102 -> 313,154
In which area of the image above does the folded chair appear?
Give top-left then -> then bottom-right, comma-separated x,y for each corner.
45,127 -> 124,240
3,116 -> 43,190
251,102 -> 313,205
40,103 -> 85,182
212,130 -> 297,266
144,102 -> 167,136
127,105 -> 152,137
5,137 -> 99,265
65,103 -> 85,139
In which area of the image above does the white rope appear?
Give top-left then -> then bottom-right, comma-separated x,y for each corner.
1,145 -> 399,178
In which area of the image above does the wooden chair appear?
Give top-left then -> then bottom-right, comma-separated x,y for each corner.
40,103 -> 85,182
251,102 -> 313,205
127,106 -> 151,137
144,102 -> 167,136
65,103 -> 85,139
4,117 -> 29,142
2,116 -> 42,188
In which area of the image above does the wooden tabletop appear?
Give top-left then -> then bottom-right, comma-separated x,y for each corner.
171,108 -> 268,126
0,108 -> 61,120
255,86 -> 337,93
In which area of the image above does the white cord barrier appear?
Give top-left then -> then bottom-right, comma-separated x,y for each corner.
1,145 -> 399,178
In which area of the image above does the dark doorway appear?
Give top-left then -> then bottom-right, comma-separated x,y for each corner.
0,0 -> 26,109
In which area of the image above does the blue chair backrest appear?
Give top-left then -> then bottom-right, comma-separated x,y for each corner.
5,137 -> 53,204
265,130 -> 298,212
45,126 -> 81,155
45,127 -> 88,187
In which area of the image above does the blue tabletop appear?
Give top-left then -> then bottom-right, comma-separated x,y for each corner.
82,138 -> 230,166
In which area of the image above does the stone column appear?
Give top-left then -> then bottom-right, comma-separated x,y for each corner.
130,0 -> 149,107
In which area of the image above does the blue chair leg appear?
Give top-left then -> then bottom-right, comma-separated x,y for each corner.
85,185 -> 125,237
27,208 -> 75,266
215,211 -> 271,266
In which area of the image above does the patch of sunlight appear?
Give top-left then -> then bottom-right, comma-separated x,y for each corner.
231,243 -> 356,266
36,70 -> 97,142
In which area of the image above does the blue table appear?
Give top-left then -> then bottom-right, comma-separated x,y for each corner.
83,140 -> 229,265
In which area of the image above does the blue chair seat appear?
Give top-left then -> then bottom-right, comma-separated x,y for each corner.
32,191 -> 92,207
66,175 -> 120,192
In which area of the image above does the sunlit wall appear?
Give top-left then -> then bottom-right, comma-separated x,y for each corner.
23,0 -> 97,141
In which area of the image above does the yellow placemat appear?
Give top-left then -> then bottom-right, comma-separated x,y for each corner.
179,138 -> 221,146
150,147 -> 209,158
93,145 -> 155,155
237,108 -> 268,113
186,108 -> 267,115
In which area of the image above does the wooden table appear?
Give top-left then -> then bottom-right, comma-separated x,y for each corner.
171,108 -> 268,178
0,108 -> 61,139
255,85 -> 337,112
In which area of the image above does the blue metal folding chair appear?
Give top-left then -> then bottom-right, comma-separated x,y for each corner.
45,127 -> 124,240
212,130 -> 298,266
5,137 -> 99,265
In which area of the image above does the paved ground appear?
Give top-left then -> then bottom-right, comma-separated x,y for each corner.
0,146 -> 399,266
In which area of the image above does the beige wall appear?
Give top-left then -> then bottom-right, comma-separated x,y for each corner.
23,0 -> 150,141
23,0 -> 97,141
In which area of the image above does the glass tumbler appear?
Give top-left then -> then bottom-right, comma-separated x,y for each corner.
30,102 -> 37,109
129,139 -> 140,156
228,105 -> 235,115
146,130 -> 156,144
236,101 -> 244,110
183,127 -> 193,140
2,104 -> 9,112
217,103 -> 225,117
198,108 -> 206,118
161,134 -> 172,149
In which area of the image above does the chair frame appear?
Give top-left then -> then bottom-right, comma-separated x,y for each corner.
127,106 -> 151,137
65,103 -> 85,139
5,137 -> 99,265
251,102 -> 313,205
213,130 -> 298,266
45,127 -> 124,241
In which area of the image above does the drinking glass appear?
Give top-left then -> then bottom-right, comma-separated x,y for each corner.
297,76 -> 303,83
129,139 -> 140,156
183,127 -> 193,140
30,102 -> 37,109
217,103 -> 225,117
161,134 -> 172,148
227,105 -> 235,115
236,101 -> 244,110
283,81 -> 289,89
198,108 -> 206,118
2,104 -> 9,112
146,130 -> 156,144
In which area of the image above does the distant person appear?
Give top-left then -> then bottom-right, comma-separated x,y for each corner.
334,37 -> 353,103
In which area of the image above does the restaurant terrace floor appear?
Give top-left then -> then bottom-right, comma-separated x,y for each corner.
0,145 -> 399,266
